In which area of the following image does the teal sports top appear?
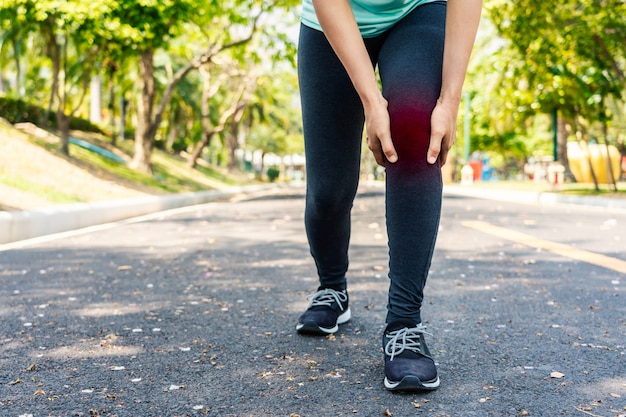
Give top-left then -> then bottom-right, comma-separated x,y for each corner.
301,0 -> 443,38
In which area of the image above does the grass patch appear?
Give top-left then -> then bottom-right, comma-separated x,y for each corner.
80,134 -> 253,192
468,180 -> 626,198
557,183 -> 626,198
0,170 -> 84,204
17,126 -> 253,195
0,119 -> 260,210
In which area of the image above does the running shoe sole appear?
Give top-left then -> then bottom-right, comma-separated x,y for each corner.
384,375 -> 440,391
296,308 -> 351,335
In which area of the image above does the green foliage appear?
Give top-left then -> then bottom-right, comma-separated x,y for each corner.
244,70 -> 302,156
461,0 -> 625,179
105,0 -> 195,53
266,166 -> 280,182
486,0 -> 625,122
0,0 -> 303,173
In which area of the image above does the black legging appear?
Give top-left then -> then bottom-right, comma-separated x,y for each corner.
298,1 -> 446,324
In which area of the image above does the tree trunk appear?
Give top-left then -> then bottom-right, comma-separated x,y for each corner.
131,50 -> 156,174
189,131 -> 215,168
602,120 -> 617,191
120,95 -> 127,142
110,85 -> 117,146
227,122 -> 239,171
259,151 -> 266,180
12,38 -> 24,97
188,65 -> 217,168
227,105 -> 246,171
166,113 -> 178,151
57,110 -> 71,155
557,115 -> 576,182
43,22 -> 60,127
108,68 -> 117,146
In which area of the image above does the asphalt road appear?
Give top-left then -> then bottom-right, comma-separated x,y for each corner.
1,184 -> 625,417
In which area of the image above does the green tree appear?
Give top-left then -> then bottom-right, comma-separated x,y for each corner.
103,0 -> 298,174
487,0 -> 625,180
187,58 -> 253,169
1,0 -> 302,177
242,70 -> 302,178
0,0 -> 114,154
0,6 -> 26,95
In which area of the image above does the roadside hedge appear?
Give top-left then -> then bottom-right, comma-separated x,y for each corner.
0,96 -> 104,134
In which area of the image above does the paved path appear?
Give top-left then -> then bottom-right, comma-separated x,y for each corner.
1,185 -> 624,416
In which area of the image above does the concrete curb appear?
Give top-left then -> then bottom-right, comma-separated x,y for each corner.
444,184 -> 626,212
0,185 -> 273,244
2,182 -> 623,245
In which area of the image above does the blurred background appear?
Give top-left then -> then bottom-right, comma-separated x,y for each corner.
0,0 -> 624,212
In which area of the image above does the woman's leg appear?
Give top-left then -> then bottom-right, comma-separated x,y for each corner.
296,24 -> 375,334
298,24 -> 367,291
377,1 -> 447,391
378,2 -> 447,325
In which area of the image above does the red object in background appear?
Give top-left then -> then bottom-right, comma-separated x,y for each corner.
468,160 -> 483,181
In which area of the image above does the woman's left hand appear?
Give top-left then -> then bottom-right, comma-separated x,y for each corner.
427,98 -> 459,166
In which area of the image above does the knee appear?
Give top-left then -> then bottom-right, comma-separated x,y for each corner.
306,186 -> 354,216
388,104 -> 432,157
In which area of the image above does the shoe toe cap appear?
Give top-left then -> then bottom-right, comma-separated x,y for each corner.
385,356 -> 438,383
298,308 -> 338,329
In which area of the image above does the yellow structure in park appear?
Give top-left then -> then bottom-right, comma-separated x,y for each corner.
567,142 -> 622,184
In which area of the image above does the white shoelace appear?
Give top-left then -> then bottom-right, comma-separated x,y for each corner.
384,324 -> 432,361
307,288 -> 347,311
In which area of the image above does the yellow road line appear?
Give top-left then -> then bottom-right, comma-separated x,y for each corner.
462,220 -> 626,275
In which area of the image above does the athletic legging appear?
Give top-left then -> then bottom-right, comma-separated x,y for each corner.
298,1 -> 446,324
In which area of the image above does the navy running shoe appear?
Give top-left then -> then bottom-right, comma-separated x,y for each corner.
296,288 -> 351,335
383,320 -> 440,391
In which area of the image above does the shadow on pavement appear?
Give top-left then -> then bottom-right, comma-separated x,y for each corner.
0,193 -> 624,416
